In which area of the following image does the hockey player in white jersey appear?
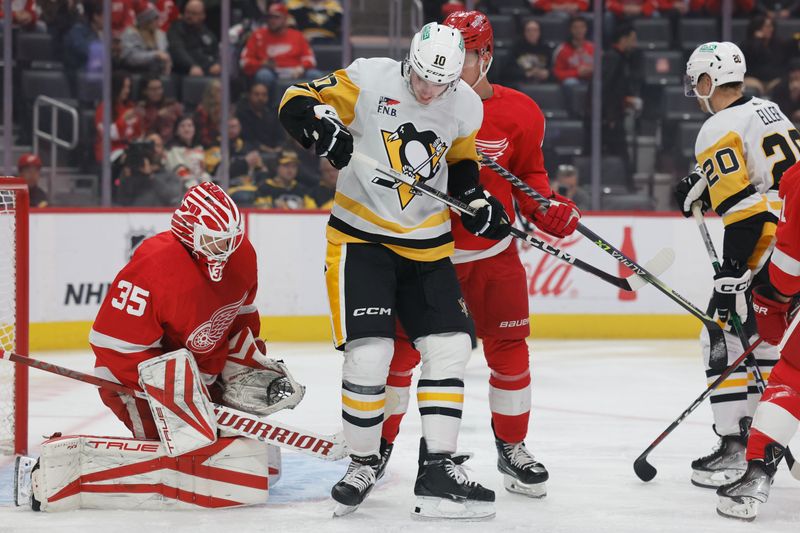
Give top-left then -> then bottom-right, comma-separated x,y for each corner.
278,22 -> 506,519
675,41 -> 799,488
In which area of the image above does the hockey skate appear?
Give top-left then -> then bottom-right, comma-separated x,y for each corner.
495,436 -> 548,498
375,438 -> 394,481
14,456 -> 38,509
716,443 -> 783,522
331,455 -> 378,517
691,418 -> 749,488
411,438 -> 495,521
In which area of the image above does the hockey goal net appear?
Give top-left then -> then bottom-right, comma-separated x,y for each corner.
0,179 -> 28,455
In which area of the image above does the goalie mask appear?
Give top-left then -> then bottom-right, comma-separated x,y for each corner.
171,182 -> 244,282
685,41 -> 746,115
403,22 -> 465,104
444,10 -> 494,89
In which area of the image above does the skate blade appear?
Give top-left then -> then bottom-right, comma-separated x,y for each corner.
716,496 -> 760,522
503,474 -> 546,498
411,496 -> 495,521
14,456 -> 36,508
333,502 -> 360,517
691,468 -> 744,489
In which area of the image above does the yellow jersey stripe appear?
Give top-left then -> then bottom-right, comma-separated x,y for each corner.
445,128 -> 481,165
279,69 -> 360,126
334,192 -> 450,234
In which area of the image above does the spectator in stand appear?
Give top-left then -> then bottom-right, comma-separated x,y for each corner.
40,0 -> 81,45
441,1 -> 466,20
596,23 -> 641,186
0,0 -> 42,31
771,61 -> 800,123
552,164 -> 589,210
236,82 -> 285,154
111,0 -> 145,36
63,0 -> 104,74
240,3 -> 322,89
553,16 -> 594,86
606,0 -> 658,20
116,136 -> 183,206
205,117 -> 254,179
757,0 -> 800,19
120,5 -> 172,75
165,114 -> 211,191
154,0 -> 179,31
227,147 -> 273,207
167,0 -> 221,77
95,71 -> 143,163
743,14 -> 786,95
311,158 -> 338,209
508,19 -> 552,83
288,0 -> 343,43
135,74 -> 183,143
256,150 -> 315,209
531,0 -> 589,17
689,0 -> 754,15
195,79 -> 222,148
287,138 -> 322,186
17,154 -> 48,207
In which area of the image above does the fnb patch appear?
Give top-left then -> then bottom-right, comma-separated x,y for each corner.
377,96 -> 399,116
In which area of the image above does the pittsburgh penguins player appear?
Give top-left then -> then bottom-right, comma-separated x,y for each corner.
675,42 -> 799,488
279,22 -> 505,519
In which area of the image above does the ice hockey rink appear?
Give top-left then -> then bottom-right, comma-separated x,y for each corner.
1,339 -> 799,533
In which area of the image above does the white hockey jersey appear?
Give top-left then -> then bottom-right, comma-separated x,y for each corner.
695,96 -> 800,270
280,57 -> 483,262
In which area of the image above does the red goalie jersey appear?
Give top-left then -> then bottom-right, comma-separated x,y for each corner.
451,84 -> 553,262
90,231 -> 260,390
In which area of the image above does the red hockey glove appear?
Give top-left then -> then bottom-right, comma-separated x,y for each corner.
752,285 -> 792,345
530,193 -> 581,238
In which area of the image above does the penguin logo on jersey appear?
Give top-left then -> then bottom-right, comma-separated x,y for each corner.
379,122 -> 447,209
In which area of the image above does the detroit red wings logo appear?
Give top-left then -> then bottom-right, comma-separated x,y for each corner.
475,138 -> 509,161
187,293 -> 248,353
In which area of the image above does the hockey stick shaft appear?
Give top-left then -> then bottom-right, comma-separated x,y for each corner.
0,350 -> 347,461
354,152 -> 639,291
478,151 -> 728,369
633,337 -> 765,481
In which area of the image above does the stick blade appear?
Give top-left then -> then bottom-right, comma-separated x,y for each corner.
706,323 -> 728,370
633,456 -> 658,482
627,248 -> 676,291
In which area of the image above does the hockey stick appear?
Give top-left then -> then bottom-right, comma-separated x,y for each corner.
477,151 -> 728,370
692,204 -> 799,479
0,350 -> 347,461
633,337 -> 765,482
352,151 -> 664,292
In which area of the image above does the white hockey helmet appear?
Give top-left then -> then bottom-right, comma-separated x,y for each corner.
403,22 -> 465,101
685,41 -> 746,114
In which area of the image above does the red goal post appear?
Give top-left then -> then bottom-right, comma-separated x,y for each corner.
0,178 -> 28,455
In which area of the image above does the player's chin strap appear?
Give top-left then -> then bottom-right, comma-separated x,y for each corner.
470,54 -> 493,89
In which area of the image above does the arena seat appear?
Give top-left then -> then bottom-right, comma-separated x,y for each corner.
677,120 -> 704,159
641,50 -> 683,86
776,18 -> 800,41
312,44 -> 344,71
565,83 -> 588,118
633,19 -> 671,50
76,72 -> 103,106
487,14 -> 516,48
575,155 -> 629,191
16,32 -> 60,68
181,76 -> 215,108
601,193 -> 655,210
678,18 -> 718,52
531,17 -> 569,49
731,19 -> 748,45
517,83 -> 568,119
21,69 -> 72,101
543,119 -> 584,156
662,85 -> 705,122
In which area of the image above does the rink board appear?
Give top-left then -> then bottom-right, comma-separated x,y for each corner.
28,210 -> 719,350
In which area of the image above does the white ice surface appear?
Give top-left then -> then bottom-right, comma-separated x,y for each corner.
1,340 -> 799,533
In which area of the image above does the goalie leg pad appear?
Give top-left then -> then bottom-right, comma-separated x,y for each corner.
32,434 -> 270,512
138,348 -> 218,456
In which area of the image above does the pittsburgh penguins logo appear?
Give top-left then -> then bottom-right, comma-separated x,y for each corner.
379,122 -> 447,209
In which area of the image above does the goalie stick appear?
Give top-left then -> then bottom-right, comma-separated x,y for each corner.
0,350 -> 347,461
691,204 -> 798,479
351,152 -> 672,292
477,151 -> 728,370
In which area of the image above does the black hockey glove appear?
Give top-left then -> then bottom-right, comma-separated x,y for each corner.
311,105 -> 353,170
458,186 -> 511,241
713,259 -> 752,325
674,165 -> 711,217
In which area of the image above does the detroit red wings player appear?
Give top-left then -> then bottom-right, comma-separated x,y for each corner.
717,161 -> 800,521
378,10 -> 581,498
14,184 -> 295,512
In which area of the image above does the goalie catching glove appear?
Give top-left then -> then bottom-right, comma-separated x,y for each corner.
457,185 -> 511,241
221,328 -> 305,416
529,192 -> 580,238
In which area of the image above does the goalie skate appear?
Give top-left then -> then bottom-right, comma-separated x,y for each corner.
495,438 -> 548,498
411,438 -> 495,521
331,456 -> 378,517
691,420 -> 749,488
14,456 -> 37,508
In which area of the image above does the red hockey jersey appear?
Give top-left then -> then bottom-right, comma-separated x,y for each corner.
451,84 -> 553,263
91,231 -> 260,390
771,162 -> 800,296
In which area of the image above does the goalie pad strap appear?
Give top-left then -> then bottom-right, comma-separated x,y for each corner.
33,435 -> 274,512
